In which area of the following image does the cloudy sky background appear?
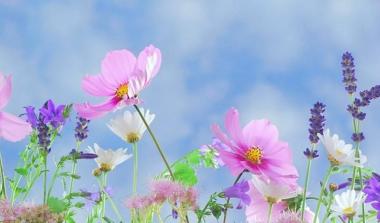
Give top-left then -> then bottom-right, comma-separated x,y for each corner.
1,0 -> 380,222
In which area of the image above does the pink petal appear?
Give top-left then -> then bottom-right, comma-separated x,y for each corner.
0,111 -> 32,142
225,108 -> 246,148
136,45 -> 161,80
0,73 -> 12,110
101,49 -> 137,86
82,74 -> 117,97
259,159 -> 299,184
74,97 -> 119,119
242,119 -> 279,151
211,124 -> 236,150
217,149 -> 246,176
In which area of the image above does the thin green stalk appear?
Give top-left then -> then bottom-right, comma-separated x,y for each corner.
103,187 -> 124,222
43,152 -> 47,204
69,142 -> 81,198
313,166 -> 333,223
0,153 -> 7,199
134,105 -> 175,180
322,192 -> 334,223
301,144 -> 315,220
267,203 -> 274,223
223,170 -> 246,223
46,164 -> 62,200
132,142 -> 138,194
101,173 -> 107,223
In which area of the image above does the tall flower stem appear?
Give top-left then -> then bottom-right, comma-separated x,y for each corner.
301,144 -> 316,220
222,170 -> 246,223
132,142 -> 138,194
134,105 -> 174,180
350,113 -> 366,223
313,166 -> 333,223
0,152 -> 7,199
43,151 -> 48,204
267,203 -> 274,223
68,142 -> 81,197
321,192 -> 334,223
100,181 -> 124,222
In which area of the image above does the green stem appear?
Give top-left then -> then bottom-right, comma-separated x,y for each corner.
103,187 -> 124,222
134,105 -> 175,180
46,163 -> 63,200
223,170 -> 246,223
132,143 -> 138,194
43,152 -> 47,204
0,153 -> 7,199
68,143 -> 80,198
313,166 -> 333,223
322,192 -> 334,223
301,144 -> 315,220
101,174 -> 107,223
267,202 -> 273,223
359,167 -> 366,223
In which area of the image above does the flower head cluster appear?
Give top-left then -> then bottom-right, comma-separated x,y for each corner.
108,108 -> 155,144
75,45 -> 161,119
125,180 -> 197,219
363,173 -> 380,220
25,100 -> 68,152
308,102 -> 326,144
0,73 -> 32,142
212,108 -> 298,184
274,208 -> 315,223
341,52 -> 357,95
0,200 -> 63,223
75,116 -> 90,142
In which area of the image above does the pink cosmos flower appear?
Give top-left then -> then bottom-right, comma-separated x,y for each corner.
0,73 -> 32,142
211,107 -> 298,184
75,45 -> 161,119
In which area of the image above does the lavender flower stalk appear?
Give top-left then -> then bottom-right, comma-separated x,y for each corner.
341,52 -> 357,95
302,102 -> 326,221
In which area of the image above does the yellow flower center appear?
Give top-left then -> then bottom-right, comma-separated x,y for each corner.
126,132 -> 140,143
328,154 -> 341,166
343,207 -> 356,218
245,147 -> 263,164
100,163 -> 112,172
266,196 -> 278,204
115,83 -> 129,99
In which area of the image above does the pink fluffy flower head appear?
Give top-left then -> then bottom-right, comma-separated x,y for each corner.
0,73 -> 32,142
211,107 -> 298,184
150,179 -> 198,210
75,45 -> 161,119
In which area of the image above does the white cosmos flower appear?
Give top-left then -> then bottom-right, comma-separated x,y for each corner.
107,108 -> 155,143
88,143 -> 132,172
331,190 -> 366,219
251,175 -> 298,204
318,129 -> 367,167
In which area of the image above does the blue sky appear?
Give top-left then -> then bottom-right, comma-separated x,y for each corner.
1,0 -> 380,222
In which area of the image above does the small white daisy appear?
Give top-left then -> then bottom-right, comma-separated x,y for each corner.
331,190 -> 366,219
88,143 -> 132,172
107,108 -> 155,143
318,129 -> 367,167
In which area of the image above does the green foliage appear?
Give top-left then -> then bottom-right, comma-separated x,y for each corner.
47,197 -> 68,213
173,163 -> 197,186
